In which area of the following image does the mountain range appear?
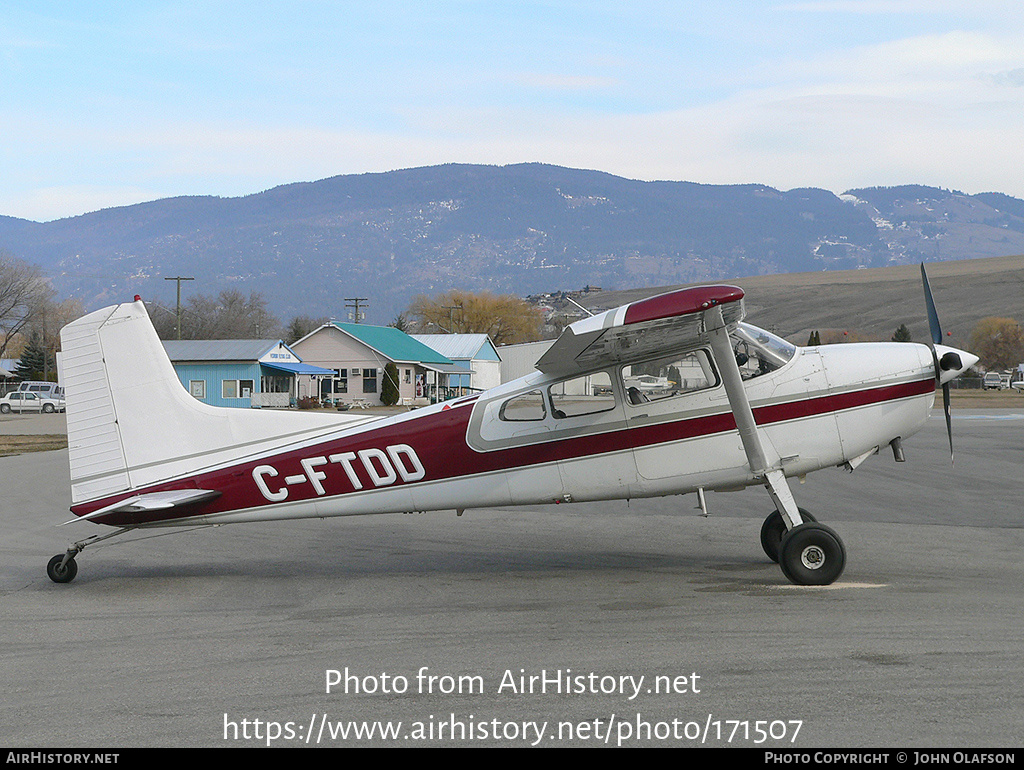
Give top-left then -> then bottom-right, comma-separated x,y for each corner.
3,163 -> 1024,325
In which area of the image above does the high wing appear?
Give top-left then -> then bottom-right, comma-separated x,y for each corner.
534,285 -> 745,378
533,284 -> 805,542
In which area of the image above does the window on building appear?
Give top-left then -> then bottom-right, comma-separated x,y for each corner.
261,376 -> 290,394
222,379 -> 255,399
362,368 -> 377,393
189,380 -> 206,399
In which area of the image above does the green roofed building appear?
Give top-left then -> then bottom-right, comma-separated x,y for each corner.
291,322 -> 466,406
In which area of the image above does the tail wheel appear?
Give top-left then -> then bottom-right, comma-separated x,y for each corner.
778,523 -> 845,586
47,554 -> 78,584
760,508 -> 816,563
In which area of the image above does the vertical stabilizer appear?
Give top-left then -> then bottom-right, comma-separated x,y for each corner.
61,306 -> 131,503
60,301 -> 365,507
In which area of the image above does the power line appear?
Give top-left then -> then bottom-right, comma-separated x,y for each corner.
345,297 -> 369,324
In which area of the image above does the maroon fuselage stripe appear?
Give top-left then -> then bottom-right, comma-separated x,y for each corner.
74,377 -> 935,526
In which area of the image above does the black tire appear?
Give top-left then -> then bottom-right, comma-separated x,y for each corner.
760,508 -> 816,563
0,404 -> 10,414
778,523 -> 845,586
42,403 -> 55,413
47,554 -> 78,584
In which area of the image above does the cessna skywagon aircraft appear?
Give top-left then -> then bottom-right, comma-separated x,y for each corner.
46,267 -> 976,586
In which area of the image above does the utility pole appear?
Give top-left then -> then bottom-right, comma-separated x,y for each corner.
443,304 -> 462,333
164,276 -> 194,339
345,297 -> 369,324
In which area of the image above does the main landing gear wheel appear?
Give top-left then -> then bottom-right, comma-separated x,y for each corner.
47,554 -> 78,584
778,523 -> 846,586
760,509 -> 816,563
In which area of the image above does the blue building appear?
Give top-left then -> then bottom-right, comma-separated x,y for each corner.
162,339 -> 334,408
411,334 -> 502,392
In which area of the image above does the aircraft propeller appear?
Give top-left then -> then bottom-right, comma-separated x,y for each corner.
920,263 -> 960,463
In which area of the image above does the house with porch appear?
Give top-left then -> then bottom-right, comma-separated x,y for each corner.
162,339 -> 335,408
291,322 -> 465,406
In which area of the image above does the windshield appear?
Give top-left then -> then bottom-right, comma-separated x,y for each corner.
730,323 -> 797,379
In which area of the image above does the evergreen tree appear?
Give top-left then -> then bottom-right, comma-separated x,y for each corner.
13,332 -> 52,381
891,324 -> 912,342
380,362 -> 400,406
285,314 -> 329,344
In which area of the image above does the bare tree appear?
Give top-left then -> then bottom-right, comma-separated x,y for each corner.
408,289 -> 541,345
150,290 -> 282,340
0,253 -> 53,361
969,317 -> 1024,371
35,297 -> 86,379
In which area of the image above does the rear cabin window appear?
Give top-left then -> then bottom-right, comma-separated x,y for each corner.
499,390 -> 547,421
548,371 -> 615,418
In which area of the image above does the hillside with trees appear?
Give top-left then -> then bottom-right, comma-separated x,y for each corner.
4,164 -> 1024,325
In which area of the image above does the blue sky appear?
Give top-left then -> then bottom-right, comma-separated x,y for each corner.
2,1 -> 1022,221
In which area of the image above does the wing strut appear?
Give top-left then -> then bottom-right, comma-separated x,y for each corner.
705,306 -> 804,529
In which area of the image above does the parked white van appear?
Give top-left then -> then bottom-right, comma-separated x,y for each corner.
17,380 -> 64,399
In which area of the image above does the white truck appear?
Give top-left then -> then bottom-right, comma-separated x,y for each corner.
982,372 -> 1008,390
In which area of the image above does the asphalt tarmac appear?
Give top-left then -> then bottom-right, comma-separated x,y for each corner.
1,410 -> 1022,748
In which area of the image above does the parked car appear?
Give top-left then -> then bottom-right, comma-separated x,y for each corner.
982,372 -> 1005,390
0,391 -> 66,414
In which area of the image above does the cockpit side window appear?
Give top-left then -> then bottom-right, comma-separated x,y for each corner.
731,323 -> 797,380
621,350 -> 719,406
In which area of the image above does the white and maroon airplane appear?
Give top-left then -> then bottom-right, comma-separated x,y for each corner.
46,267 -> 976,586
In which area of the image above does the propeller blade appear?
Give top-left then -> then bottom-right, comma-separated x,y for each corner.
921,263 -> 955,463
943,382 -> 954,463
920,263 -> 943,345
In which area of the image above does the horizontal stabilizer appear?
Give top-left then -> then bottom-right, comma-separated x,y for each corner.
62,489 -> 221,525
